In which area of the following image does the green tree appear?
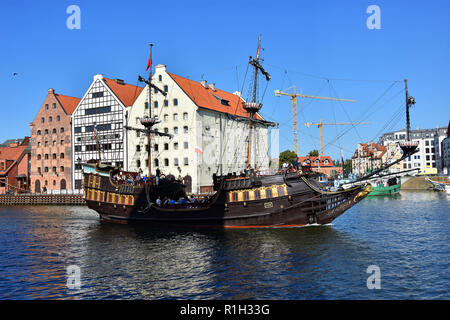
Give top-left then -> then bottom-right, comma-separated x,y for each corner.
344,159 -> 352,173
279,150 -> 298,168
307,149 -> 319,157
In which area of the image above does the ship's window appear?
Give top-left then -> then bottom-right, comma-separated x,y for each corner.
266,188 -> 273,198
277,187 -> 284,196
232,192 -> 238,202
254,190 -> 261,200
243,191 -> 249,201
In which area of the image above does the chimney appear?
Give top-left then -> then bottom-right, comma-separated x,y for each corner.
94,74 -> 104,81
200,80 -> 208,89
208,83 -> 216,91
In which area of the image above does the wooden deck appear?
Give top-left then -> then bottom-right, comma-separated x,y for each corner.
0,194 -> 85,206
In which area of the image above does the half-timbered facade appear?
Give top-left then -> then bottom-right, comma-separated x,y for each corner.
71,75 -> 143,189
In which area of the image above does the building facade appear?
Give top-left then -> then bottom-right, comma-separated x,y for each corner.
127,64 -> 274,193
378,127 -> 447,173
441,121 -> 450,174
0,137 -> 30,194
298,156 -> 343,178
29,89 -> 80,193
351,142 -> 386,176
71,75 -> 143,189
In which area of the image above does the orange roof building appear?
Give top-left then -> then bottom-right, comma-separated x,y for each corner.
298,156 -> 343,178
71,74 -> 143,189
126,64 -> 276,194
351,142 -> 387,176
29,88 -> 81,193
0,137 -> 31,194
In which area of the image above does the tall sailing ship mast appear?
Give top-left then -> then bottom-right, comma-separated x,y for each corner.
243,35 -> 271,169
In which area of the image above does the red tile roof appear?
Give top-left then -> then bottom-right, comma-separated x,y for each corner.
298,156 -> 335,167
55,94 -> 81,115
167,73 -> 264,120
352,142 -> 386,159
0,137 -> 30,174
103,78 -> 144,107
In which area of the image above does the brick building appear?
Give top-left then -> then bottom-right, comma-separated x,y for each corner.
29,88 -> 80,193
0,137 -> 31,194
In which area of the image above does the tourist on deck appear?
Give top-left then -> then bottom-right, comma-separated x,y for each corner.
156,167 -> 161,185
156,196 -> 161,206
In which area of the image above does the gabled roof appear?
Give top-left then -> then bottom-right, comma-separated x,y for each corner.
55,94 -> 81,115
298,156 -> 335,167
0,137 -> 30,175
352,142 -> 386,159
103,78 -> 144,107
167,72 -> 263,120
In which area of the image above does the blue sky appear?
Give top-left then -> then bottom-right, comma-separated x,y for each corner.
1,0 -> 449,161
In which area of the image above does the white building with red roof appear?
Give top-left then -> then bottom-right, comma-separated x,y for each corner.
127,64 -> 275,193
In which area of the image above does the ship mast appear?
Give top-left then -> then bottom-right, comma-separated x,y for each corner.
243,35 -> 271,168
126,44 -> 171,184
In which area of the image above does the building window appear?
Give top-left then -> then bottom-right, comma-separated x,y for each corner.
164,128 -> 169,134
164,114 -> 169,122
164,85 -> 168,92
37,154 -> 41,160
44,167 -> 49,172
164,158 -> 169,166
145,102 -> 149,109
74,127 -> 82,133
184,142 -> 188,149
183,112 -> 188,120
49,116 -> 52,122
173,127 -> 178,134
164,100 -> 168,107
52,128 -> 57,134
45,104 -> 49,110
136,145 -> 141,152
60,127 -> 64,133
60,166 -> 64,172
41,117 -> 45,123
45,154 -> 49,160
53,153 -> 56,159
174,142 -> 178,150
37,130 -> 41,135
154,159 -> 159,167
425,140 -> 429,146
174,158 -> 179,166
154,101 -> 158,109
183,157 -> 189,166
137,160 -> 141,168
92,92 -> 104,98
45,129 -> 49,135
85,106 -> 111,115
154,144 -> 158,151
173,99 -> 178,106
57,116 -> 60,122
164,143 -> 169,150
158,75 -> 162,81
60,153 -> 64,159
173,113 -> 178,121
183,126 -> 188,134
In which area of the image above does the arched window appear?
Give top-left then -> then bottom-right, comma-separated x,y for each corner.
35,180 -> 41,193
60,179 -> 66,190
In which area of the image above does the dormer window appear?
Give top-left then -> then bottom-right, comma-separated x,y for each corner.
212,93 -> 229,106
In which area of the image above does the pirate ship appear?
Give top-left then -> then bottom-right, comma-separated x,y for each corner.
82,39 -> 419,227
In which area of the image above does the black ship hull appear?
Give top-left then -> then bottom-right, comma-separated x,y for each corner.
82,168 -> 371,228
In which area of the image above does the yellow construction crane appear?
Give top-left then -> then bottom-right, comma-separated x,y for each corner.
274,86 -> 356,156
304,120 -> 371,157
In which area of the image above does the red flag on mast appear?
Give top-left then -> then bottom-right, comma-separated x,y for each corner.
146,48 -> 152,71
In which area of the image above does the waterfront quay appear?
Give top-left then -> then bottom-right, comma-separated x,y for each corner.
0,193 -> 85,206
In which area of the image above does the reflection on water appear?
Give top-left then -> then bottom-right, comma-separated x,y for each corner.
0,191 -> 448,299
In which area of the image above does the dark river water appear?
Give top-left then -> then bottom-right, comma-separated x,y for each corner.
0,191 -> 448,300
